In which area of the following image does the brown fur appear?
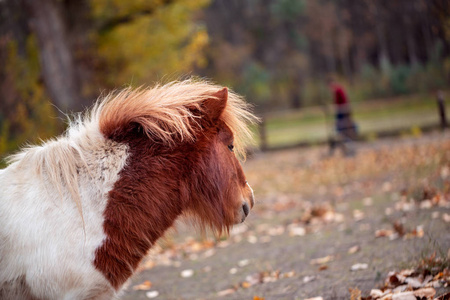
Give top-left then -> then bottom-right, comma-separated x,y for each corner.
93,82 -> 256,289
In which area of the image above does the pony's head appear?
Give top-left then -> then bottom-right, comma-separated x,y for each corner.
180,87 -> 256,232
97,80 -> 257,235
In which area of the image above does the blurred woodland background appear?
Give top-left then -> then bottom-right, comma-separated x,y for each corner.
1,2 -> 450,298
0,0 -> 449,156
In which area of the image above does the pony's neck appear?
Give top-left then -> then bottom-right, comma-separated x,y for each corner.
93,136 -> 192,289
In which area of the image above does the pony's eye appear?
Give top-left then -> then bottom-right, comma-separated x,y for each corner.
228,144 -> 234,152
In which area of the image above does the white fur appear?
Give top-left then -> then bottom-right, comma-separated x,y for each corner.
0,118 -> 129,300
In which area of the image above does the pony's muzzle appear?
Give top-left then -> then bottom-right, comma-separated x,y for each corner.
242,202 -> 250,217
239,181 -> 254,223
239,202 -> 250,223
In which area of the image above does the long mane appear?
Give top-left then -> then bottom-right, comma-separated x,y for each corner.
96,79 -> 256,158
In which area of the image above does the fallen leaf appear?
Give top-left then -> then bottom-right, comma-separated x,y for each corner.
363,197 -> 373,206
310,255 -> 333,265
311,205 -> 330,217
247,235 -> 258,244
145,290 -> 159,298
348,245 -> 360,254
256,223 -> 270,233
443,213 -> 450,223
318,265 -> 328,271
334,213 -> 345,223
376,229 -> 394,238
392,284 -> 408,293
421,274 -> 433,286
395,200 -> 415,212
180,269 -> 194,278
133,280 -> 152,290
288,225 -> 306,237
282,271 -> 296,278
393,221 -> 405,236
238,259 -> 250,267
404,277 -> 422,288
351,263 -> 368,271
245,274 -> 260,286
382,182 -> 392,192
413,287 -> 436,298
419,200 -> 433,209
217,240 -> 231,248
386,273 -> 401,287
202,248 -> 216,259
202,248 -> 216,258
303,275 -> 316,283
353,209 -> 365,221
404,225 -> 424,239
370,289 -> 384,298
261,270 -> 280,283
349,287 -> 362,300
190,242 -> 203,252
231,223 -> 248,235
379,292 -> 393,300
434,271 -> 444,280
391,291 -> 416,300
441,166 -> 450,179
322,211 -> 337,223
267,225 -> 285,236
217,289 -> 236,297
141,259 -> 156,270
399,269 -> 414,277
432,211 -> 440,219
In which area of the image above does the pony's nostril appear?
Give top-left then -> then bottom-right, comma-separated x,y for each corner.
242,202 -> 250,217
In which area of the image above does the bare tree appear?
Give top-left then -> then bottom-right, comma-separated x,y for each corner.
24,0 -> 81,112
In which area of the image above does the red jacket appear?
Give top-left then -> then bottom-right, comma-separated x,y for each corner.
332,85 -> 348,105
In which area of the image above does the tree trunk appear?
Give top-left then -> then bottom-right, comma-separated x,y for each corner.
403,2 -> 418,66
372,3 -> 391,74
337,27 -> 352,82
24,0 -> 80,112
325,35 -> 337,74
339,36 -> 352,82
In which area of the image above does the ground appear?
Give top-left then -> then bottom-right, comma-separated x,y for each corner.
120,131 -> 450,300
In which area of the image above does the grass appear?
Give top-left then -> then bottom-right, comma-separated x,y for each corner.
257,91 -> 450,148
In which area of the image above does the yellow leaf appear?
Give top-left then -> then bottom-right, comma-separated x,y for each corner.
132,280 -> 152,290
349,287 -> 361,300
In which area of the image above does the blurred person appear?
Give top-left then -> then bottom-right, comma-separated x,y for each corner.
327,77 -> 358,156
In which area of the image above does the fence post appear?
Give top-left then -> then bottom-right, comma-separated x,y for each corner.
259,116 -> 268,151
437,90 -> 447,130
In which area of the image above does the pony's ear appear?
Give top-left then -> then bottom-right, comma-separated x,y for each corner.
202,88 -> 228,122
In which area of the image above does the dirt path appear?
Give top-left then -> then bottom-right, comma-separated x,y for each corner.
121,132 -> 450,300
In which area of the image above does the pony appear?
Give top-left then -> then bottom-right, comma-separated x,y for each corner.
0,80 -> 257,299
